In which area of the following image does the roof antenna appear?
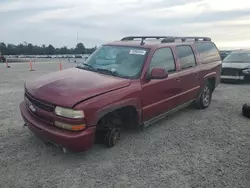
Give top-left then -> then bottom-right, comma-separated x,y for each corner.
140,38 -> 145,45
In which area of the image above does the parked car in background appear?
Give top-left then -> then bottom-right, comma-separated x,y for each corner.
219,50 -> 232,60
20,36 -> 222,153
221,50 -> 250,82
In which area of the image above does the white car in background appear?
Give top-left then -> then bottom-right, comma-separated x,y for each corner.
221,50 -> 250,82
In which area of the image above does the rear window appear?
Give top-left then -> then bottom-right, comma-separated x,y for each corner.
194,42 -> 221,64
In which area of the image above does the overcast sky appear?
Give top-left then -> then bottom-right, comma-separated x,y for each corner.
0,0 -> 250,49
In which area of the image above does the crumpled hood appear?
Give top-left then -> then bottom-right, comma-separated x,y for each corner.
222,62 -> 250,69
25,68 -> 131,108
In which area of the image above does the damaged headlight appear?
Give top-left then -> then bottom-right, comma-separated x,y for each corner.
242,68 -> 250,74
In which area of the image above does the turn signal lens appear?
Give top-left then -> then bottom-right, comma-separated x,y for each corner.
54,121 -> 85,131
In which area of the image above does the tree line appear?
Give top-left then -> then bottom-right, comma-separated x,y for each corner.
0,42 -> 97,55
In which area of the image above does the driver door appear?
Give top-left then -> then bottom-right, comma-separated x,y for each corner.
141,47 -> 182,122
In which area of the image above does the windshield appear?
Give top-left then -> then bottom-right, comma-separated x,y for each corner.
223,52 -> 250,63
77,45 -> 148,79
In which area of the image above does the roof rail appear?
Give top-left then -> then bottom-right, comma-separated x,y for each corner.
120,36 -> 212,45
161,36 -> 211,43
121,36 -> 169,41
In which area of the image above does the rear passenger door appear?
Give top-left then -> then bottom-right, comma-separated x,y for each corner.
141,47 -> 183,122
174,45 -> 201,104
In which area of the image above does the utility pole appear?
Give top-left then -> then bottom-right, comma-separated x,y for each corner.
77,32 -> 79,45
74,31 -> 79,60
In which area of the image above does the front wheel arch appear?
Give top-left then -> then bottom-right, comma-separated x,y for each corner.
96,105 -> 139,129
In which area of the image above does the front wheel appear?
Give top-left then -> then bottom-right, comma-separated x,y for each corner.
104,128 -> 120,147
195,82 -> 212,109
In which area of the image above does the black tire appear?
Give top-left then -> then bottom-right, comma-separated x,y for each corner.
104,128 -> 120,147
242,103 -> 250,118
195,81 -> 212,109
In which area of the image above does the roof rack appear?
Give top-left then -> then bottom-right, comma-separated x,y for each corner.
121,36 -> 170,45
161,36 -> 211,43
121,36 -> 169,41
120,36 -> 211,45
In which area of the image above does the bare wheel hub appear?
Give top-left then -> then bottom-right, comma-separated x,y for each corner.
105,128 -> 120,147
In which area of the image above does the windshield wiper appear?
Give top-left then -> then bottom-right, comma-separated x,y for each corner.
77,63 -> 95,70
96,68 -> 129,78
96,68 -> 119,76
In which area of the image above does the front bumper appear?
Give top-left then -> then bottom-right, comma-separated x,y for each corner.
220,75 -> 244,80
221,67 -> 250,81
20,101 -> 96,152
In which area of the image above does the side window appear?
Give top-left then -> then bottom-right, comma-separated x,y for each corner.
194,42 -> 221,64
149,48 -> 176,73
176,45 -> 196,70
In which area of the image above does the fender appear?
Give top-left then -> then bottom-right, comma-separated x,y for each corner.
196,71 -> 217,97
89,98 -> 142,126
204,72 -> 216,80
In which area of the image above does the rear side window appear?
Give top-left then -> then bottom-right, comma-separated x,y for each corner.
194,42 -> 221,64
176,45 -> 196,70
149,47 -> 176,73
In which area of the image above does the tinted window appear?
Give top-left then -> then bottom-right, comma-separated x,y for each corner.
149,47 -> 176,73
176,45 -> 196,70
195,42 -> 221,64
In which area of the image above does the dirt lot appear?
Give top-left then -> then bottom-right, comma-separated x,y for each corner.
0,61 -> 249,188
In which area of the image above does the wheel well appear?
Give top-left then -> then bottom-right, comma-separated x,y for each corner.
97,106 -> 138,130
208,77 -> 216,92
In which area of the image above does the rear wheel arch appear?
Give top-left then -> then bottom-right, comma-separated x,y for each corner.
207,77 -> 216,92
203,72 -> 216,92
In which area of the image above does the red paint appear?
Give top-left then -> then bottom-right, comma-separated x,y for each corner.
20,38 -> 222,152
150,68 -> 169,79
20,102 -> 96,152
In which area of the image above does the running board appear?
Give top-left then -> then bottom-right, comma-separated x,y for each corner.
143,100 -> 194,128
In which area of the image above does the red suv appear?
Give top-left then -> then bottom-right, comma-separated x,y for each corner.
20,36 -> 222,153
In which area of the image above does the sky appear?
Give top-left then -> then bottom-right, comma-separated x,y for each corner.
0,0 -> 250,49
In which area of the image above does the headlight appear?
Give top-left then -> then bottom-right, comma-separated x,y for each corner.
242,69 -> 250,74
55,106 -> 85,119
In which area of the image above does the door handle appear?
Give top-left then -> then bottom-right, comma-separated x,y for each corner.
196,73 -> 200,76
175,78 -> 180,82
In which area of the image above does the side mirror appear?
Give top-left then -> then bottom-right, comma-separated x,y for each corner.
149,68 -> 168,80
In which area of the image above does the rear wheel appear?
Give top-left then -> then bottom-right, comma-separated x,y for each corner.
195,81 -> 212,109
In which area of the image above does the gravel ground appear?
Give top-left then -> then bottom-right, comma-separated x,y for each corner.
0,61 -> 249,188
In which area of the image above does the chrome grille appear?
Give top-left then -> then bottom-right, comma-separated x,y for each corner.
25,91 -> 55,112
221,68 -> 239,76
